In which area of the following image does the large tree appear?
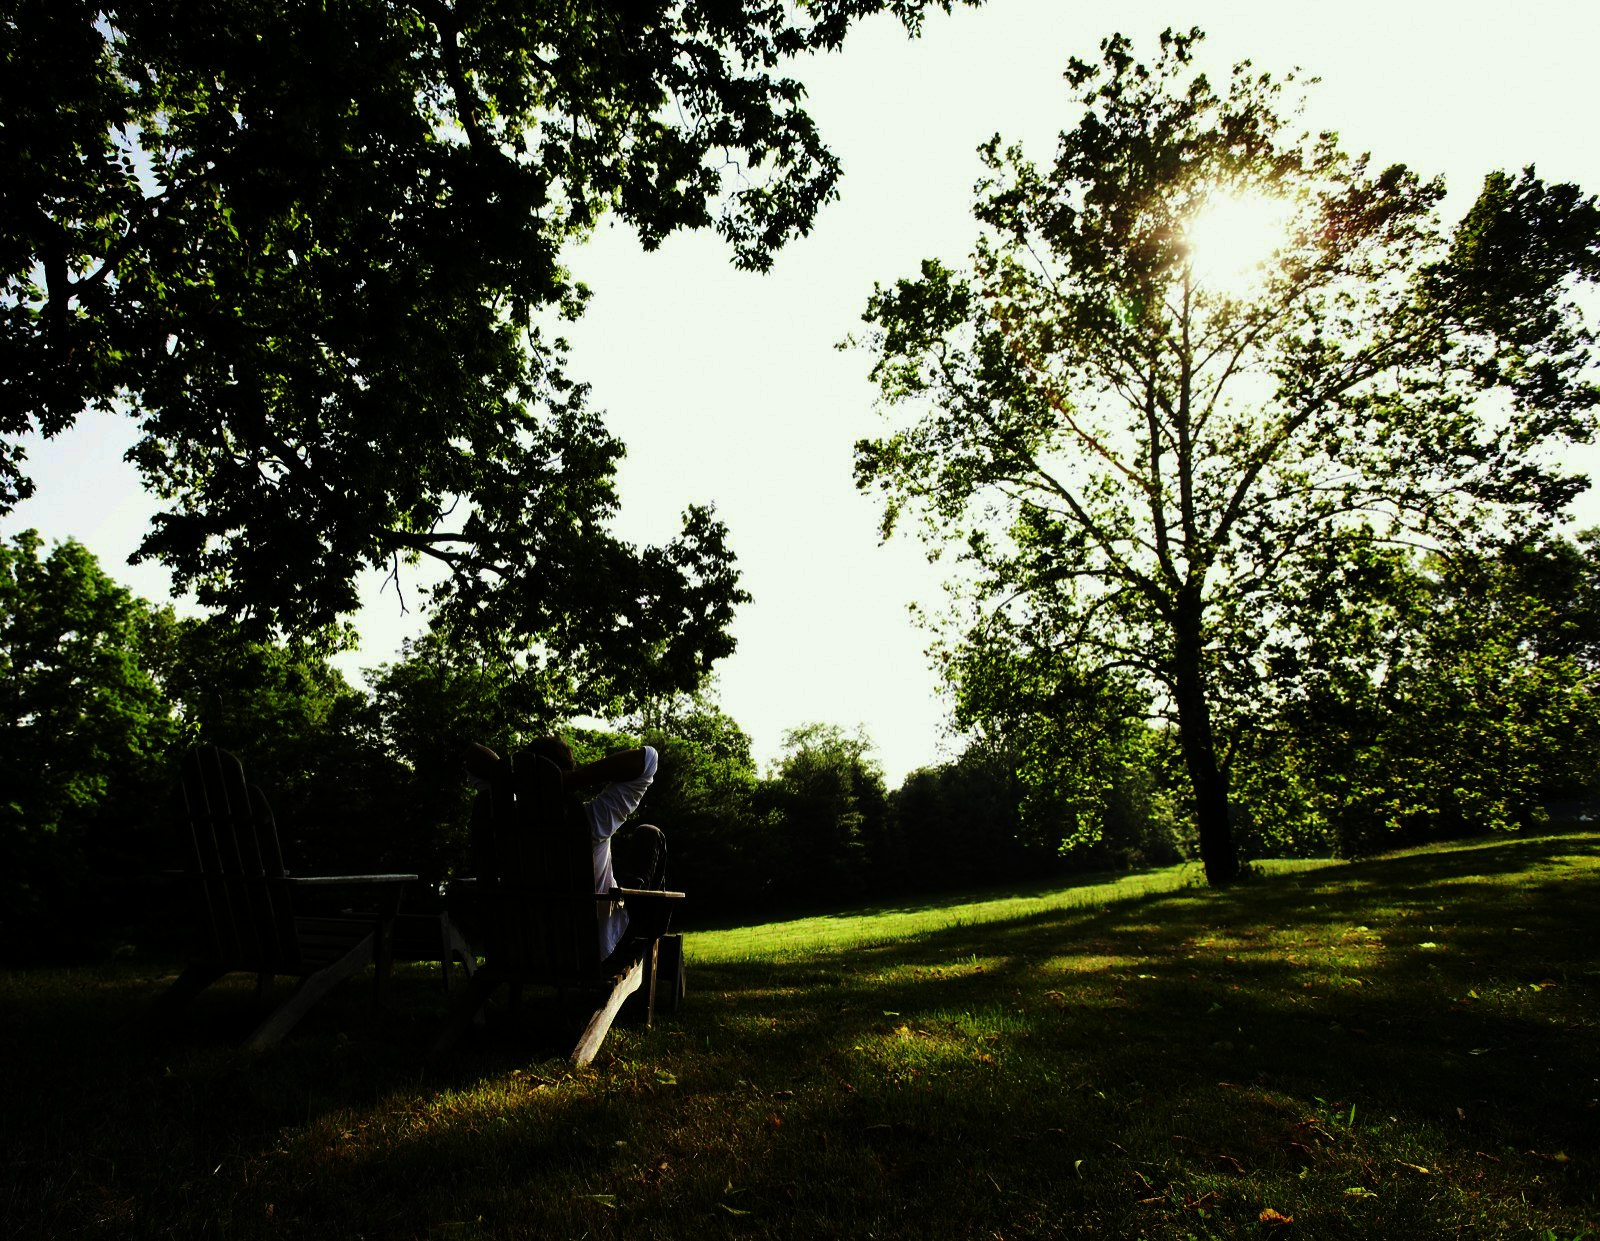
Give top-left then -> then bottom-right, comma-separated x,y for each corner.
3,0 -> 969,706
853,30 -> 1600,883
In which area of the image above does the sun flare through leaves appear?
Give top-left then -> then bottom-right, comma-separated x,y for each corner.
1182,188 -> 1300,296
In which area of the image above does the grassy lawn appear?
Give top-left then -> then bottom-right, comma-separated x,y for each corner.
2,831 -> 1596,1239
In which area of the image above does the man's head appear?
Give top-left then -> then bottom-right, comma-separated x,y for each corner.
526,735 -> 576,771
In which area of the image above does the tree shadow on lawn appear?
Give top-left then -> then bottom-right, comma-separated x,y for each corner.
2,830 -> 1595,1239
654,833 -> 1599,1206
271,829 -> 1596,1238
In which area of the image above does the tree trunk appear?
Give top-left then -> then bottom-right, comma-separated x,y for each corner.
1172,599 -> 1240,885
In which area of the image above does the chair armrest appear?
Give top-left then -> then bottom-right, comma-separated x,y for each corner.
445,880 -> 684,902
287,873 -> 417,886
286,875 -> 415,991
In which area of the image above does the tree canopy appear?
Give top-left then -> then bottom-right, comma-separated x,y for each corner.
853,29 -> 1600,883
1234,534 -> 1600,856
3,0 -> 970,710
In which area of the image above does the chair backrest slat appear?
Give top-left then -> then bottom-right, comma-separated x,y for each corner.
178,745 -> 303,974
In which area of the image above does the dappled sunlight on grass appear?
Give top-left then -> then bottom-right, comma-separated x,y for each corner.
845,1008 -> 1020,1083
1041,951 -> 1147,974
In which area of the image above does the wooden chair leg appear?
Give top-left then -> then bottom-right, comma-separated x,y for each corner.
434,915 -> 474,989
570,957 -> 644,1068
657,935 -> 685,1015
372,885 -> 405,999
246,934 -> 376,1050
448,918 -> 478,982
641,938 -> 659,1027
620,938 -> 662,1026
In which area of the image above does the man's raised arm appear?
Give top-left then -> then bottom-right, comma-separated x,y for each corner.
562,748 -> 650,791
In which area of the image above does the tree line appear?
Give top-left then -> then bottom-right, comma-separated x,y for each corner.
6,527 -> 1598,962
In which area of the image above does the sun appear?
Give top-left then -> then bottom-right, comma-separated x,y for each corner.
1182,189 -> 1298,296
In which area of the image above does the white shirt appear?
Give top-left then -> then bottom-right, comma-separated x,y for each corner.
584,745 -> 657,959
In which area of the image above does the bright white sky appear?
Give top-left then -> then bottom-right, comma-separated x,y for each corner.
6,0 -> 1600,783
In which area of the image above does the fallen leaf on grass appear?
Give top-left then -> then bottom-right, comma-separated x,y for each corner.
1259,1207 -> 1294,1226
1215,1154 -> 1247,1175
1343,1187 -> 1377,1199
1395,1161 -> 1430,1175
1529,1150 -> 1571,1163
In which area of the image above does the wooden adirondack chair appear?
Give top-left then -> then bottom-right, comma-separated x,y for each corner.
431,751 -> 684,1066
150,745 -> 417,1049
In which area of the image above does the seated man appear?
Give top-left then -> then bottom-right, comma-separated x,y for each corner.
465,737 -> 668,966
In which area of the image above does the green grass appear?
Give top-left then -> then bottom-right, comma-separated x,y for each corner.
687,858 -> 1335,962
3,832 -> 1596,1239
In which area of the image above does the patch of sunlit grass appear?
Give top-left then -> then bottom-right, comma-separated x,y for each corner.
689,866 -> 1208,964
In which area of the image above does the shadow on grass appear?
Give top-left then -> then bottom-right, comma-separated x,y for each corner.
2,830 -> 1596,1239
